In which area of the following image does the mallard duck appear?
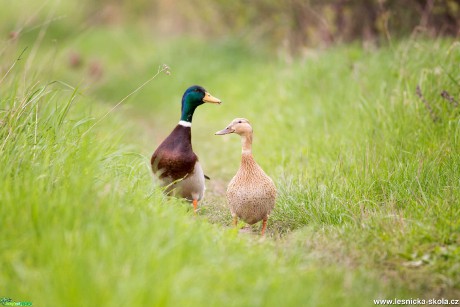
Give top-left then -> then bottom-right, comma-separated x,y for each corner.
215,118 -> 276,235
151,85 -> 221,212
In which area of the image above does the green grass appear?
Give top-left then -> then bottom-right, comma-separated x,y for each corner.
0,65 -> 403,307
1,5 -> 460,306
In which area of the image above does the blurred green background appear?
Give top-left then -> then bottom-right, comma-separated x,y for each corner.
3,0 -> 459,49
2,0 -> 459,85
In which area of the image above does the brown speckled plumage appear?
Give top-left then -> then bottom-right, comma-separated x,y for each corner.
227,153 -> 277,225
215,118 -> 277,234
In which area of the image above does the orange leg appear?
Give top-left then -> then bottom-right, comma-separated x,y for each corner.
261,217 -> 268,236
192,199 -> 198,215
232,216 -> 238,227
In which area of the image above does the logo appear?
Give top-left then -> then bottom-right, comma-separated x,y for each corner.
0,298 -> 32,306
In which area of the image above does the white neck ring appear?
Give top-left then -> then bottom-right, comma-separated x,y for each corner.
178,120 -> 192,127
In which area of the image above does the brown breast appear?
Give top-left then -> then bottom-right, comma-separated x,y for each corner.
151,125 -> 198,180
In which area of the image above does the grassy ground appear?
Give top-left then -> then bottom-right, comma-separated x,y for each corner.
1,4 -> 460,306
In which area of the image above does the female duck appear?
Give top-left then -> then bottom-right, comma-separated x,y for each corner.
215,118 -> 276,235
151,85 -> 221,212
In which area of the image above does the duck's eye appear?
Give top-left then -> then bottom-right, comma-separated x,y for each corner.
238,120 -> 242,123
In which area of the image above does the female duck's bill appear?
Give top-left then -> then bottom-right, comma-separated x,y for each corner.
215,118 -> 250,135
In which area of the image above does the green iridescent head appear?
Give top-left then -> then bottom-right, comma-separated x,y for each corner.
180,85 -> 221,123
